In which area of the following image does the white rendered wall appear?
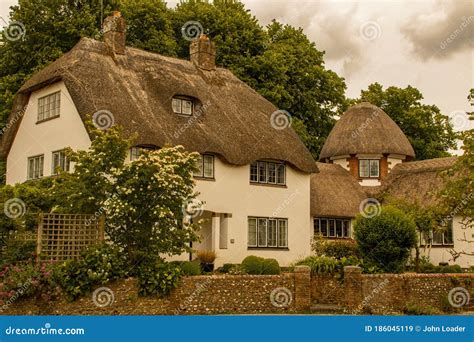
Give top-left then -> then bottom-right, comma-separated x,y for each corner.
6,82 -> 91,184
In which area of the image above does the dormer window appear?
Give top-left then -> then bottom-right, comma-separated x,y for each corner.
172,96 -> 193,116
37,91 -> 61,122
359,159 -> 379,178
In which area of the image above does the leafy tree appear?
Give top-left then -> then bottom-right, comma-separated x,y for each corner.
354,205 -> 418,273
357,83 -> 457,160
119,0 -> 178,55
172,1 -> 347,156
240,21 -> 348,156
172,0 -> 267,67
104,145 -> 200,259
440,90 -> 473,260
49,122 -> 132,214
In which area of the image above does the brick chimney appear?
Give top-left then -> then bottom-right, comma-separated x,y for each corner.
190,35 -> 216,70
103,11 -> 126,55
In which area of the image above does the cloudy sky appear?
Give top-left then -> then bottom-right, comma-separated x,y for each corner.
1,0 -> 473,131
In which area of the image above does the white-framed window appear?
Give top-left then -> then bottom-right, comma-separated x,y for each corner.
27,155 -> 44,180
194,154 -> 214,179
314,217 -> 351,238
130,146 -> 154,161
421,220 -> 454,246
51,150 -> 70,175
172,97 -> 193,115
248,217 -> 288,248
38,91 -> 61,122
359,159 -> 380,178
250,161 -> 286,185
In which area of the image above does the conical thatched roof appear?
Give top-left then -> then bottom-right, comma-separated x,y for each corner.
319,102 -> 415,160
1,38 -> 317,173
379,157 -> 457,207
311,162 -> 367,218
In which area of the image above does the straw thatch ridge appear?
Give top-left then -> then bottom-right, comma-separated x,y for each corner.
319,102 -> 415,160
1,38 -> 317,173
379,157 -> 458,207
311,162 -> 367,218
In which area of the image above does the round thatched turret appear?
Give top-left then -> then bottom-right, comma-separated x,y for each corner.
319,102 -> 415,160
319,102 -> 415,186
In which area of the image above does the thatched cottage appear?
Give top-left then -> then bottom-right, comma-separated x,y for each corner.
1,13 -> 471,268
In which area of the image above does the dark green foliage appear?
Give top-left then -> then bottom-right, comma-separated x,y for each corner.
404,302 -> 439,315
179,261 -> 201,276
136,256 -> 182,297
241,255 -> 264,275
0,0 -> 347,160
354,206 -> 418,273
241,256 -> 281,275
55,244 -> 129,301
322,240 -> 358,259
295,256 -> 339,275
261,258 -> 281,275
218,263 -> 236,273
0,239 -> 35,267
357,83 -> 457,160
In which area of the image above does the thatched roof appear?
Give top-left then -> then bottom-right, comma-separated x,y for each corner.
311,162 -> 367,218
1,38 -> 316,173
379,157 -> 458,207
319,102 -> 415,160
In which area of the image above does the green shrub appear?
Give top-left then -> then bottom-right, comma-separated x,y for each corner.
438,264 -> 462,273
56,244 -> 129,301
404,302 -> 439,315
137,259 -> 182,297
295,256 -> 338,275
0,239 -> 36,267
218,263 -> 237,273
354,205 -> 418,273
262,258 -> 281,275
228,264 -> 247,275
241,256 -> 264,274
322,240 -> 358,259
180,261 -> 201,276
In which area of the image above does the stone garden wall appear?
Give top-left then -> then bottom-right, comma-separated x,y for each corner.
3,266 -> 473,315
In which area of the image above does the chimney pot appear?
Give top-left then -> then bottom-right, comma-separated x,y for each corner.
103,11 -> 126,55
190,34 -> 216,70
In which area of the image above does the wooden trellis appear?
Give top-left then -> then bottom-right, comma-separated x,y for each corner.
37,213 -> 104,261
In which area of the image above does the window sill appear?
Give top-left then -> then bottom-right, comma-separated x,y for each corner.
420,244 -> 454,248
321,237 -> 353,240
194,176 -> 215,182
247,247 -> 289,251
36,115 -> 60,124
249,182 -> 287,188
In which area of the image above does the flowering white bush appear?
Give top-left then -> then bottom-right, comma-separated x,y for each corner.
104,146 -> 200,258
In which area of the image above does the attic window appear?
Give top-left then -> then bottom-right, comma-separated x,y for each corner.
37,91 -> 61,122
172,97 -> 193,116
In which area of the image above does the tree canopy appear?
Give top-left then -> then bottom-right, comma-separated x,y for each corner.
0,0 -> 460,164
356,83 -> 457,160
